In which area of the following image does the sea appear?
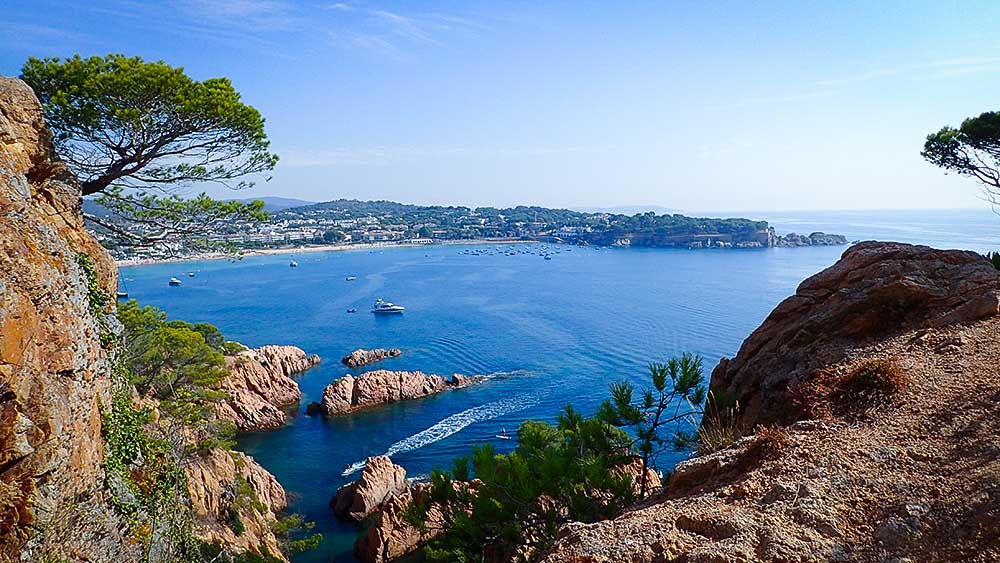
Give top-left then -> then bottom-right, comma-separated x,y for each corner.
118,208 -> 1000,562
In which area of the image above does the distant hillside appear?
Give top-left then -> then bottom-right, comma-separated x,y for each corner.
232,196 -> 314,211
572,205 -> 681,215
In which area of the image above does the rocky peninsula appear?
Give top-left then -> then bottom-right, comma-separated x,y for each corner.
342,347 -> 402,368
217,345 -> 320,431
309,370 -> 485,416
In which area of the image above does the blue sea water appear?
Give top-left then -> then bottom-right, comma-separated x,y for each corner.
119,208 -> 1000,562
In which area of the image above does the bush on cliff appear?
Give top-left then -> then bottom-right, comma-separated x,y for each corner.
407,354 -> 707,562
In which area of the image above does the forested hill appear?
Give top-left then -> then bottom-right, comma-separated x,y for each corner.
277,199 -> 788,248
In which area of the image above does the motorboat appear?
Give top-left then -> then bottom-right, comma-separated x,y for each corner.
345,276 -> 357,281
168,277 -> 182,286
347,308 -> 357,313
371,298 -> 405,314
115,291 -> 129,299
289,260 -> 298,267
188,272 -> 195,277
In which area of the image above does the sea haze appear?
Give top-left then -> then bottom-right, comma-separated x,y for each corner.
118,209 -> 1000,562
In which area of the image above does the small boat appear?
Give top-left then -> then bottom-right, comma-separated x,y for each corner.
544,256 -> 552,260
345,276 -> 357,281
115,291 -> 129,299
188,272 -> 195,277
371,298 -> 405,314
495,428 -> 512,440
168,277 -> 182,286
289,260 -> 298,267
347,308 -> 357,313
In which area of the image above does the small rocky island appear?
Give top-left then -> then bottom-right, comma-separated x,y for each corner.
341,347 -> 402,368
307,370 -> 485,415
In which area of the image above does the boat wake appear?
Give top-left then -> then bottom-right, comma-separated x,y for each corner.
341,393 -> 539,476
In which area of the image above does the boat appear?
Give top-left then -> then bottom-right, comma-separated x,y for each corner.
289,260 -> 298,267
345,276 -> 357,281
544,256 -> 552,260
168,277 -> 182,286
371,298 -> 405,314
347,308 -> 357,313
115,291 -> 129,299
188,272 -> 195,277
495,428 -> 512,440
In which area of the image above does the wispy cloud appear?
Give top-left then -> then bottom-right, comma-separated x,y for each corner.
281,145 -> 617,167
369,9 -> 441,45
819,56 -> 1000,86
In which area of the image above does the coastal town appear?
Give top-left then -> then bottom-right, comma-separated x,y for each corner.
89,198 -> 847,262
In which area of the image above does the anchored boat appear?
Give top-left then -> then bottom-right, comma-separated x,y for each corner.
371,298 -> 405,314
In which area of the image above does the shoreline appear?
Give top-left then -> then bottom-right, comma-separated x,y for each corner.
116,238 -> 536,267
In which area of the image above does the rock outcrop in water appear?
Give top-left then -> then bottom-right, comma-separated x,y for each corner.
541,243 -> 1000,563
774,231 -> 848,247
217,345 -> 319,430
342,347 -> 402,368
332,456 -> 408,521
313,370 -> 485,415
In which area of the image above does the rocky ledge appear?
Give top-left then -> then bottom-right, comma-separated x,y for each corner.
541,243 -> 1000,563
774,231 -> 848,247
217,345 -> 320,431
342,347 -> 402,368
308,370 -> 484,416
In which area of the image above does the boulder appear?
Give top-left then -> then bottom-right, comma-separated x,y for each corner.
709,241 -> 999,430
318,371 -> 485,415
342,348 -> 402,368
332,456 -> 408,521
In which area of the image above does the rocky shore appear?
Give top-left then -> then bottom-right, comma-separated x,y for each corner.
309,370 -> 485,416
217,345 -> 321,431
541,242 -> 1000,563
342,347 -> 402,368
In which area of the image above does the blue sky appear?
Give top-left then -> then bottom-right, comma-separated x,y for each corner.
3,0 -> 1000,211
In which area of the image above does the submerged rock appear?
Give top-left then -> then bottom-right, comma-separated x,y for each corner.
342,347 -> 402,368
317,370 -> 485,415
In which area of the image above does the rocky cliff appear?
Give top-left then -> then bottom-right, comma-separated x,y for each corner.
313,370 -> 484,415
541,242 -> 1000,563
0,76 -> 137,562
217,345 -> 320,430
0,76 -> 295,562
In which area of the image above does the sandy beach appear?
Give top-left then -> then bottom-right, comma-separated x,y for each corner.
115,238 -> 535,266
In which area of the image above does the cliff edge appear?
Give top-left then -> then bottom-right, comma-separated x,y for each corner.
542,242 -> 1000,563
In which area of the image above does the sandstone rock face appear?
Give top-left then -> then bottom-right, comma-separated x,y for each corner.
184,449 -> 288,560
217,345 -> 319,430
342,347 -> 402,368
354,481 -> 447,563
710,241 -> 999,430
318,370 -> 485,415
0,77 -> 140,560
332,456 -> 408,521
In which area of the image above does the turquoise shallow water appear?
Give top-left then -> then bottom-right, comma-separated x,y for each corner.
119,209 -> 1000,562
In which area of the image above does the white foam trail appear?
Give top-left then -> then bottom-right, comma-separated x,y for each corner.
341,394 -> 538,476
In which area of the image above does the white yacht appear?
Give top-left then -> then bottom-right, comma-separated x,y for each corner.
371,298 -> 405,314
168,277 -> 182,286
